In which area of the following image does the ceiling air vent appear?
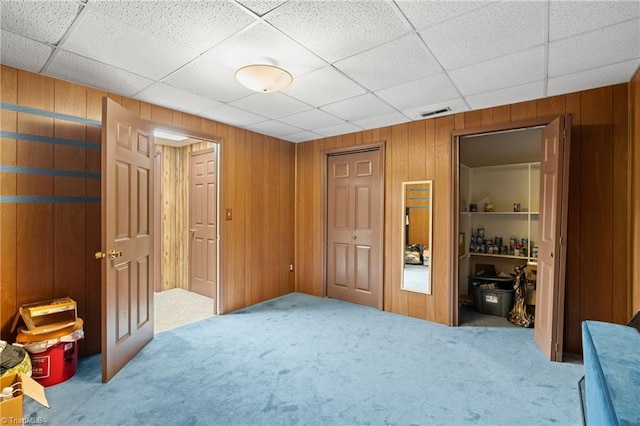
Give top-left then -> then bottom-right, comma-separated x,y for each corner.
419,107 -> 451,118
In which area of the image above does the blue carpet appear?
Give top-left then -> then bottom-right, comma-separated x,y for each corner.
24,293 -> 584,425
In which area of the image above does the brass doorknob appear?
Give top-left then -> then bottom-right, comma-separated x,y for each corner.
94,250 -> 122,260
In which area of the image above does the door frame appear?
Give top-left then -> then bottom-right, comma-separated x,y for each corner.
154,150 -> 162,293
321,142 -> 386,309
151,124 -> 223,314
450,116 -> 564,326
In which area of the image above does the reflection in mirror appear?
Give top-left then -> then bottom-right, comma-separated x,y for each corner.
402,181 -> 432,294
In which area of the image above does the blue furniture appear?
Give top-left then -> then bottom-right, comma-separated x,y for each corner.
582,320 -> 640,425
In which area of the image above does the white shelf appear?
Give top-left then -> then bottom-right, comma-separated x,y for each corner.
468,211 -> 531,216
459,161 -> 540,279
470,252 -> 533,261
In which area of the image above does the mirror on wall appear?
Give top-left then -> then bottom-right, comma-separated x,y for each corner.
402,181 -> 433,294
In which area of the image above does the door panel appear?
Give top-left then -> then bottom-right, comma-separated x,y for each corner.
189,149 -> 217,299
326,149 -> 382,308
354,245 -> 371,291
101,97 -> 154,383
535,115 -> 571,362
333,243 -> 349,287
355,185 -> 371,229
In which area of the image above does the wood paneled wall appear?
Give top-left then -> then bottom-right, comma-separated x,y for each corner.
632,67 -> 640,315
0,66 -> 295,356
295,83 -> 632,354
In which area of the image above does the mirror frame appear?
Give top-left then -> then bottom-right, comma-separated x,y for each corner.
401,180 -> 433,295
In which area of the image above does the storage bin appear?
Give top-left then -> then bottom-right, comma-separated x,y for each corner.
473,287 -> 514,317
29,341 -> 78,387
468,275 -> 514,293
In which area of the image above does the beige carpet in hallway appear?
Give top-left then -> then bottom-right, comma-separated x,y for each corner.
154,288 -> 214,333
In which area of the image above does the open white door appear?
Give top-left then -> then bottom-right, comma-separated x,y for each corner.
535,115 -> 571,362
98,98 -> 154,382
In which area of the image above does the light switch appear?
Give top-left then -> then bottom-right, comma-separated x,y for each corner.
225,208 -> 233,220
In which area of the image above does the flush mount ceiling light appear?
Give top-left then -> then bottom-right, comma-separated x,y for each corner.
235,62 -> 293,93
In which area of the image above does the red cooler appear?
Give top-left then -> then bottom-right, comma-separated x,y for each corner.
30,341 -> 78,387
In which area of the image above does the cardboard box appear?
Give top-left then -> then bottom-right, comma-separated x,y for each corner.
0,373 -> 49,423
17,297 -> 77,334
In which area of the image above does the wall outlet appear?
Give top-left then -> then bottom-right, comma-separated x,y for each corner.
289,264 -> 294,272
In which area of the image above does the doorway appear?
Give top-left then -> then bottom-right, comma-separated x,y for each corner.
451,116 -> 571,361
153,131 -> 219,332
457,127 -> 542,328
324,145 -> 384,309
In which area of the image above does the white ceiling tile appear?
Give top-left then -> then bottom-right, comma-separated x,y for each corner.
0,0 -> 81,44
266,0 -> 410,62
351,111 -> 410,130
87,0 -> 254,54
421,1 -> 546,70
396,1 -> 493,31
279,109 -> 344,130
465,81 -> 545,110
230,93 -> 311,119
204,22 -> 325,77
281,131 -> 323,143
60,8 -> 196,80
135,83 -> 221,115
282,66 -> 366,107
375,73 -> 459,111
547,60 -> 640,96
548,19 -> 640,78
314,122 -> 364,138
44,51 -> 153,97
1,0 -> 637,141
549,0 -> 640,41
449,46 -> 545,96
0,31 -> 52,73
236,1 -> 287,17
320,94 -> 396,122
247,120 -> 302,137
334,33 -> 442,91
163,57 -> 254,103
200,105 -> 268,128
402,97 -> 470,121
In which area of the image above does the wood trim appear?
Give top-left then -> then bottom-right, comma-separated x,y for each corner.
450,116 -> 556,138
631,67 -> 640,315
450,135 -> 460,326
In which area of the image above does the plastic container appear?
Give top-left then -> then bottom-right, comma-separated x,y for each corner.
468,275 -> 514,293
29,341 -> 78,387
473,287 -> 514,317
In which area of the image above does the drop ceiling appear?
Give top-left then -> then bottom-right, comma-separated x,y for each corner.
1,0 -> 639,143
